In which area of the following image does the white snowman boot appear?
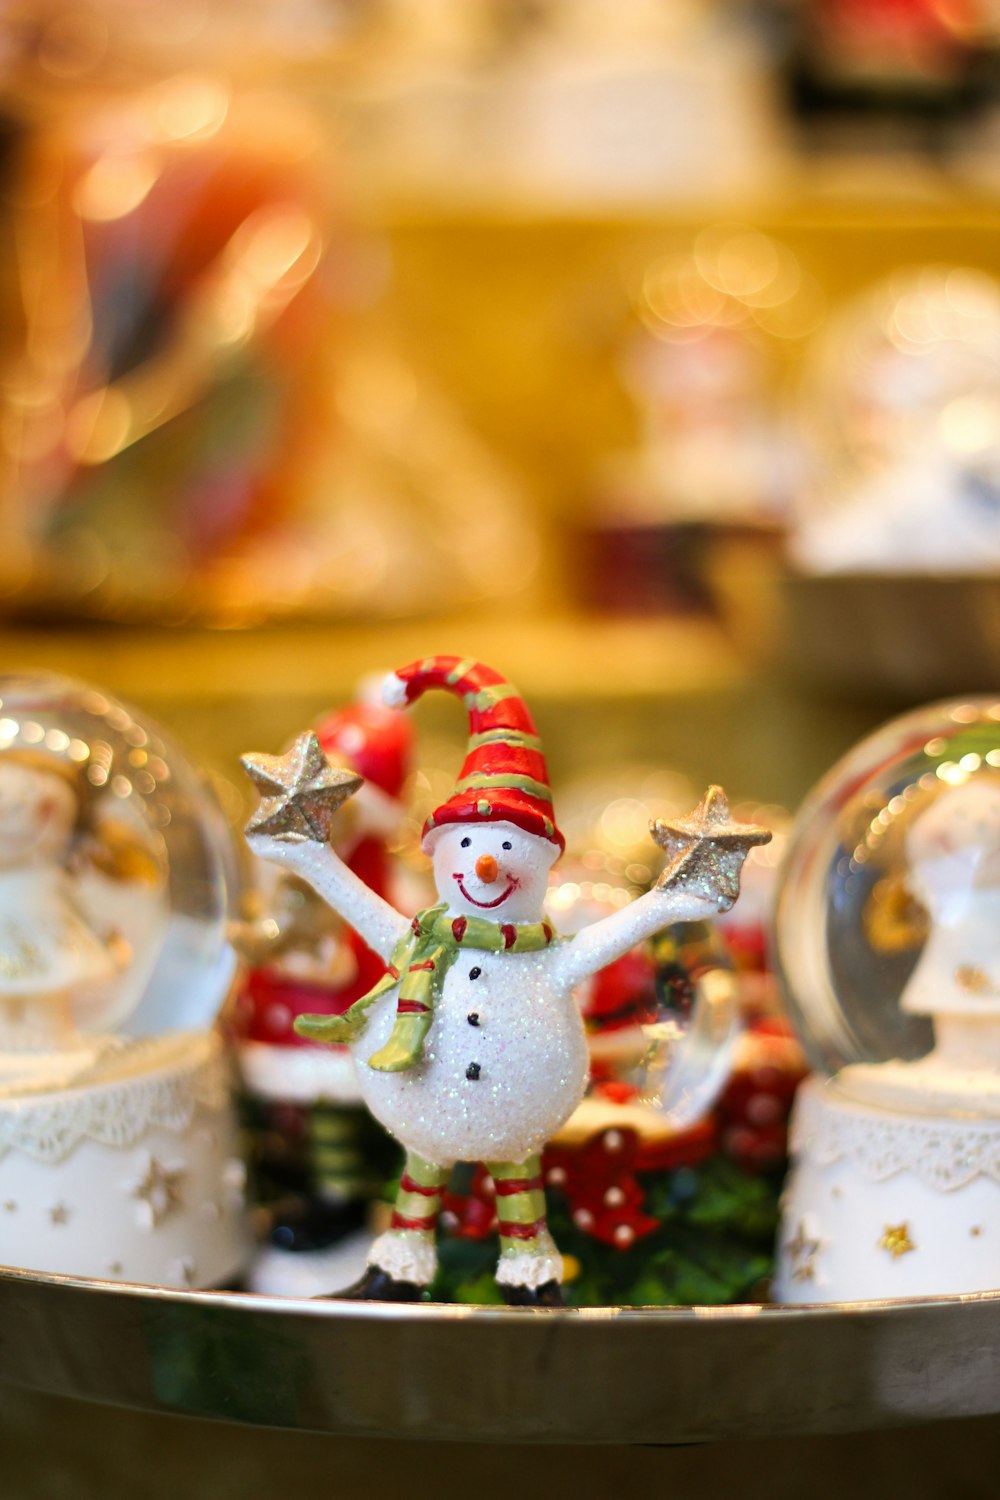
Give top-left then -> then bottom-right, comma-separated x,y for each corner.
336,1152 -> 447,1301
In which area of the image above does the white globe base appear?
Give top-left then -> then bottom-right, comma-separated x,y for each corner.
775,1074 -> 1000,1303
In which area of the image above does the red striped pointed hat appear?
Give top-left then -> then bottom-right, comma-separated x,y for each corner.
383,656 -> 564,852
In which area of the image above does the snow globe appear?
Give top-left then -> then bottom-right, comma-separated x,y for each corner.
0,672 -> 247,1288
792,266 -> 1000,577
773,697 -> 1000,1301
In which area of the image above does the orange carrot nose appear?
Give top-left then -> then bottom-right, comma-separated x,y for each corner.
475,853 -> 499,883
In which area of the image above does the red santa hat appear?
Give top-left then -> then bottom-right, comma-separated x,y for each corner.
383,655 -> 563,851
314,685 -> 413,801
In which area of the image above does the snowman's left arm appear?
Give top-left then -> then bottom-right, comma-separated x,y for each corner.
549,886 -> 719,991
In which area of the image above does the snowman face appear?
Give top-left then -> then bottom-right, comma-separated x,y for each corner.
427,821 -> 558,923
906,779 -> 1000,911
0,760 -> 77,869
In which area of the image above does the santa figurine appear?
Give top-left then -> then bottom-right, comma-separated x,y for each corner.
230,691 -> 414,1296
243,655 -> 768,1305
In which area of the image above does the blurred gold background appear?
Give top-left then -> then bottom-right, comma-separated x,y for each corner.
2,1 -> 1000,800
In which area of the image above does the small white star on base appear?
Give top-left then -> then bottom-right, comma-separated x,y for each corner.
130,1153 -> 187,1230
785,1218 -> 823,1282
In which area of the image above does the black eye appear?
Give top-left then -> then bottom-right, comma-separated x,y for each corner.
461,837 -> 471,848
502,841 -> 512,850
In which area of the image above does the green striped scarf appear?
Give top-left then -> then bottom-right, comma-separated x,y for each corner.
294,903 -> 557,1073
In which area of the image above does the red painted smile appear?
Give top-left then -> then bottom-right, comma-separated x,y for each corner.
454,875 -> 517,909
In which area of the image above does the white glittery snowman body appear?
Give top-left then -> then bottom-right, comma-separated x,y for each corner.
256,816 -> 717,1170
352,943 -> 588,1167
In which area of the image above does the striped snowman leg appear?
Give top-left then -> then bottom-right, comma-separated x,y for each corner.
489,1155 -> 563,1302
367,1152 -> 449,1287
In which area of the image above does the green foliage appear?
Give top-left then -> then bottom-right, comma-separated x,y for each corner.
432,1236 -> 503,1304
432,1152 -> 783,1308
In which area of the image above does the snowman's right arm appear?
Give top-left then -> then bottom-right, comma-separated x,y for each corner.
246,835 -> 409,961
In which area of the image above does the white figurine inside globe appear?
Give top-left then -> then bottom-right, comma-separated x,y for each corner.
0,756 -> 130,1056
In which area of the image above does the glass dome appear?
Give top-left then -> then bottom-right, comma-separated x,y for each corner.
546,768 -> 742,1130
0,671 -> 237,1047
774,696 -> 1000,1077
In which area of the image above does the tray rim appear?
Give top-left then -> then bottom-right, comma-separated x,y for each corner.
4,1257 -> 999,1318
3,1262 -> 999,1446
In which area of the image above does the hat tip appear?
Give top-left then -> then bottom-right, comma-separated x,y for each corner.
382,671 -> 409,711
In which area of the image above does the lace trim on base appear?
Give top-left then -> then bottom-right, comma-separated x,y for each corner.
0,1042 -> 230,1165
790,1078 -> 1000,1192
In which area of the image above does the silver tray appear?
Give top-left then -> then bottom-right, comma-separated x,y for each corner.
2,1265 -> 998,1445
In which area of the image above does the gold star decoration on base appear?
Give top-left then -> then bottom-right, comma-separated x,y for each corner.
651,786 -> 771,910
242,731 -> 363,845
785,1219 -> 822,1282
955,964 -> 998,998
878,1222 -> 916,1259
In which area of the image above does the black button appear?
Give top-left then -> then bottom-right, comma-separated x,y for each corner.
466,1062 -> 481,1081
469,966 -> 481,980
467,1012 -> 480,1027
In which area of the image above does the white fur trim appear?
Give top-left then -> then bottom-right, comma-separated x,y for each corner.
237,1040 -> 361,1105
381,672 -> 409,710
494,1227 -> 563,1290
369,1228 -> 438,1285
249,1227 -> 373,1297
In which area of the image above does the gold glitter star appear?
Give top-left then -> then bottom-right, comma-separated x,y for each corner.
651,786 -> 771,910
3,1200 -> 16,1213
878,1222 -> 916,1259
48,1202 -> 71,1226
955,965 -> 996,997
132,1155 -> 186,1228
785,1219 -> 822,1282
242,732 -> 363,845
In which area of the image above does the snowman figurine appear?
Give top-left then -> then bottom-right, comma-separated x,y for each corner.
243,655 -> 768,1305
